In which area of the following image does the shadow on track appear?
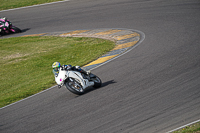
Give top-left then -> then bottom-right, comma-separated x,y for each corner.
83,80 -> 117,94
21,28 -> 30,33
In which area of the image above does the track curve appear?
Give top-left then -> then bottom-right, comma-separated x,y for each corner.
0,0 -> 200,133
20,28 -> 145,71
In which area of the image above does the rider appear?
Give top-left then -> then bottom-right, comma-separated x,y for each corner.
0,17 -> 12,34
52,62 -> 90,77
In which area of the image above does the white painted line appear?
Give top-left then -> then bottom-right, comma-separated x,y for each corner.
166,119 -> 200,133
90,30 -> 145,71
0,0 -> 70,13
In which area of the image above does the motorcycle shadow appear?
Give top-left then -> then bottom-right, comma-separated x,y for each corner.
84,80 -> 117,94
21,28 -> 30,33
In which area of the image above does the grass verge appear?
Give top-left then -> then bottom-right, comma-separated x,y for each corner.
172,122 -> 200,133
0,0 -> 62,11
0,36 -> 115,108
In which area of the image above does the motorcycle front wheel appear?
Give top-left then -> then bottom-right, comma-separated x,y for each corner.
10,26 -> 21,33
65,78 -> 85,95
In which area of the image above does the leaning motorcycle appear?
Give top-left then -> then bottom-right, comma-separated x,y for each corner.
0,17 -> 21,36
55,65 -> 102,95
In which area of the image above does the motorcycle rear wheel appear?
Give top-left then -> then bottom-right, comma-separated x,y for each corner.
90,74 -> 102,88
65,78 -> 85,95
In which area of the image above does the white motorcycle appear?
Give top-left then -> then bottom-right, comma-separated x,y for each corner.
55,65 -> 102,95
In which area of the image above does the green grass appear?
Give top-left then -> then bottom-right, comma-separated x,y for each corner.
0,36 -> 115,107
0,0 -> 62,10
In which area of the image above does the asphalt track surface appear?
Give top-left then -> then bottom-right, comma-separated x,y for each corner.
1,0 -> 200,133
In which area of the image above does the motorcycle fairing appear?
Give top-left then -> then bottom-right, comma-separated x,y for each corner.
67,71 -> 94,89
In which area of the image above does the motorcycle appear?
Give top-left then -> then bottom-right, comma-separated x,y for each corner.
55,65 -> 102,95
0,17 -> 21,36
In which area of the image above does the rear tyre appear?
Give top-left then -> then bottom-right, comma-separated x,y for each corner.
0,30 -> 5,36
65,78 -> 85,95
90,74 -> 102,88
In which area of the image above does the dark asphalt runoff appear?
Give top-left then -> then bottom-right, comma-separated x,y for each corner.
1,0 -> 200,133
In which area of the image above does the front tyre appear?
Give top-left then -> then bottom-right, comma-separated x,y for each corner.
10,26 -> 21,33
65,78 -> 85,95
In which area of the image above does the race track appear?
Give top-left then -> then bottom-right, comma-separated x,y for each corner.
1,0 -> 200,132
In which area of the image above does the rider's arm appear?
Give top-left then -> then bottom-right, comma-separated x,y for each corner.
52,70 -> 59,76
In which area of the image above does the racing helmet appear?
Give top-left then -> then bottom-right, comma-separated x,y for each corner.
52,62 -> 61,72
